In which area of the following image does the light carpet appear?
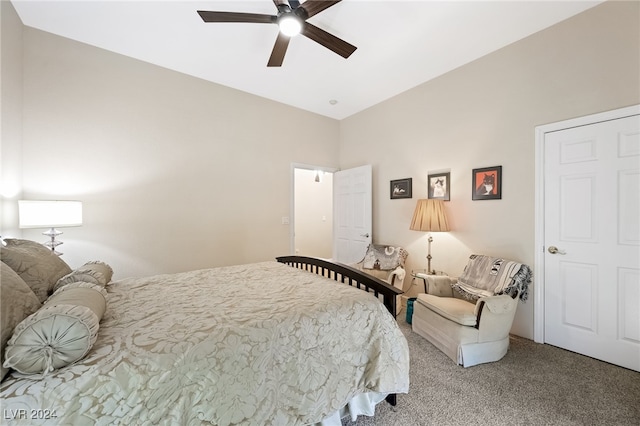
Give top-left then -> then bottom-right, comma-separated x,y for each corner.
343,318 -> 640,425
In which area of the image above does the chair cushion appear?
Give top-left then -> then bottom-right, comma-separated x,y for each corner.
416,294 -> 477,326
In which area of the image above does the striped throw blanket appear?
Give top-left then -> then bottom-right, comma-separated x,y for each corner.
452,255 -> 532,302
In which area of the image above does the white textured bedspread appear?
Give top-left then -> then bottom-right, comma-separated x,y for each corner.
1,261 -> 409,425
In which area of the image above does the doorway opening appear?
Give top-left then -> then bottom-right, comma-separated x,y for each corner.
291,164 -> 336,258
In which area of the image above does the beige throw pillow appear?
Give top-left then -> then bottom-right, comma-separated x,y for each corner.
54,261 -> 114,292
3,282 -> 107,376
0,239 -> 72,303
1,262 -> 42,380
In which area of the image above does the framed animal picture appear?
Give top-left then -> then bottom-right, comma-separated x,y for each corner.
390,178 -> 412,199
428,172 -> 450,201
472,166 -> 502,200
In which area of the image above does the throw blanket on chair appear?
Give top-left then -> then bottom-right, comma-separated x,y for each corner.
452,255 -> 532,302
363,245 -> 408,270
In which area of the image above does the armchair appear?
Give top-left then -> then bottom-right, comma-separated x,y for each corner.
412,255 -> 532,367
350,244 -> 408,290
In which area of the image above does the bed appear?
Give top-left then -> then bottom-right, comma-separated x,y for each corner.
1,239 -> 409,425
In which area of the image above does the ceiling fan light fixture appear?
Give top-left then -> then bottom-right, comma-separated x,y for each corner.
198,1 -> 356,67
278,13 -> 302,37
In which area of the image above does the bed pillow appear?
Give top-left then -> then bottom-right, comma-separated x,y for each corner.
0,239 -> 72,303
54,261 -> 114,292
1,262 -> 42,380
3,282 -> 107,376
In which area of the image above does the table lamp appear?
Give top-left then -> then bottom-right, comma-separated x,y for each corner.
18,200 -> 83,255
409,199 -> 450,274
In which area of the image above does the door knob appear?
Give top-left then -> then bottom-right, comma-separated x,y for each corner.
361,233 -> 370,238
548,246 -> 566,255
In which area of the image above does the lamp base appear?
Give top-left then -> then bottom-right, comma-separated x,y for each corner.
426,234 -> 435,275
42,227 -> 63,256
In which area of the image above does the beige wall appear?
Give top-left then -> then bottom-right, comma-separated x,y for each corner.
0,0 -> 23,236
2,1 -> 638,340
11,23 -> 339,278
294,168 -> 333,258
339,0 -> 640,338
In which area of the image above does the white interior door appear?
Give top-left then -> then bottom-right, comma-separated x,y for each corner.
543,112 -> 640,371
333,165 -> 372,264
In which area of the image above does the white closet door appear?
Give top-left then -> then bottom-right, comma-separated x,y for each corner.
544,113 -> 640,371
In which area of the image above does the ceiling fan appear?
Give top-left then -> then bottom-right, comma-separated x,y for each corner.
197,0 -> 357,67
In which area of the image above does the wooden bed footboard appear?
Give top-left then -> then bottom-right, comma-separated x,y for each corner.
276,256 -> 402,407
276,256 -> 402,317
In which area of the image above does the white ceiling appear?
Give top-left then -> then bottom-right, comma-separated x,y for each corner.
11,0 -> 603,120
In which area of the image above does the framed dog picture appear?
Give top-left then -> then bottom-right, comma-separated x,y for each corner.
390,178 -> 412,199
472,166 -> 502,200
428,172 -> 450,201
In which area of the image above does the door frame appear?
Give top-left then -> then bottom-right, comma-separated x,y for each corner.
533,104 -> 640,343
290,163 -> 338,255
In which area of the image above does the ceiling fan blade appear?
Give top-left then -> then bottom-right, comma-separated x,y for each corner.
298,1 -> 341,19
197,11 -> 275,24
267,32 -> 291,67
301,22 -> 356,58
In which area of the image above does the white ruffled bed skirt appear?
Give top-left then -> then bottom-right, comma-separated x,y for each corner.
318,392 -> 388,425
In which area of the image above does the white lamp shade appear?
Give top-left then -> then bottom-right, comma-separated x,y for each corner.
18,200 -> 83,228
